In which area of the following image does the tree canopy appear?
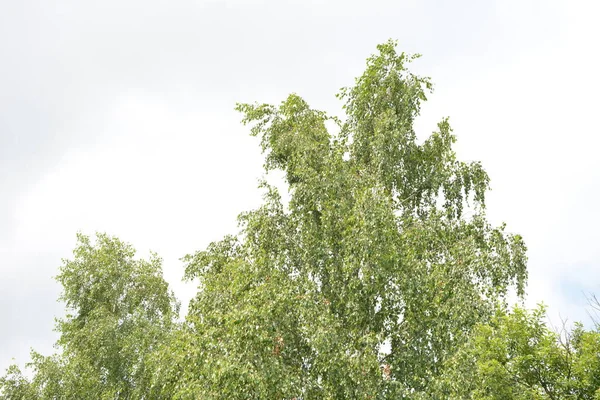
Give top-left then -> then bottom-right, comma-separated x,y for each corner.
2,40 -> 598,399
1,233 -> 179,399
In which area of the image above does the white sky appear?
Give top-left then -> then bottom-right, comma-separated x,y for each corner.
2,0 -> 600,372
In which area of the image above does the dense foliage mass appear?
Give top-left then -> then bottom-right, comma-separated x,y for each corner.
2,41 -> 599,399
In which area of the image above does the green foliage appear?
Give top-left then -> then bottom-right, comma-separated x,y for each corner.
0,365 -> 38,400
438,305 -> 600,399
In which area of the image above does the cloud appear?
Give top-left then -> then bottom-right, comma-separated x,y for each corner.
2,0 -> 599,373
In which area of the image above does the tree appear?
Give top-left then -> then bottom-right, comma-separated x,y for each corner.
437,305 -> 600,399
151,40 -> 528,398
0,233 -> 179,399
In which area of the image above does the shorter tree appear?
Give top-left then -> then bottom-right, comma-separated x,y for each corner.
0,233 -> 179,399
438,305 -> 600,399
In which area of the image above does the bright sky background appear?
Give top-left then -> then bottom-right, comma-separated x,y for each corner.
2,0 -> 599,373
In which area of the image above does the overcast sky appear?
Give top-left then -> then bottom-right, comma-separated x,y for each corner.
2,0 -> 599,373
